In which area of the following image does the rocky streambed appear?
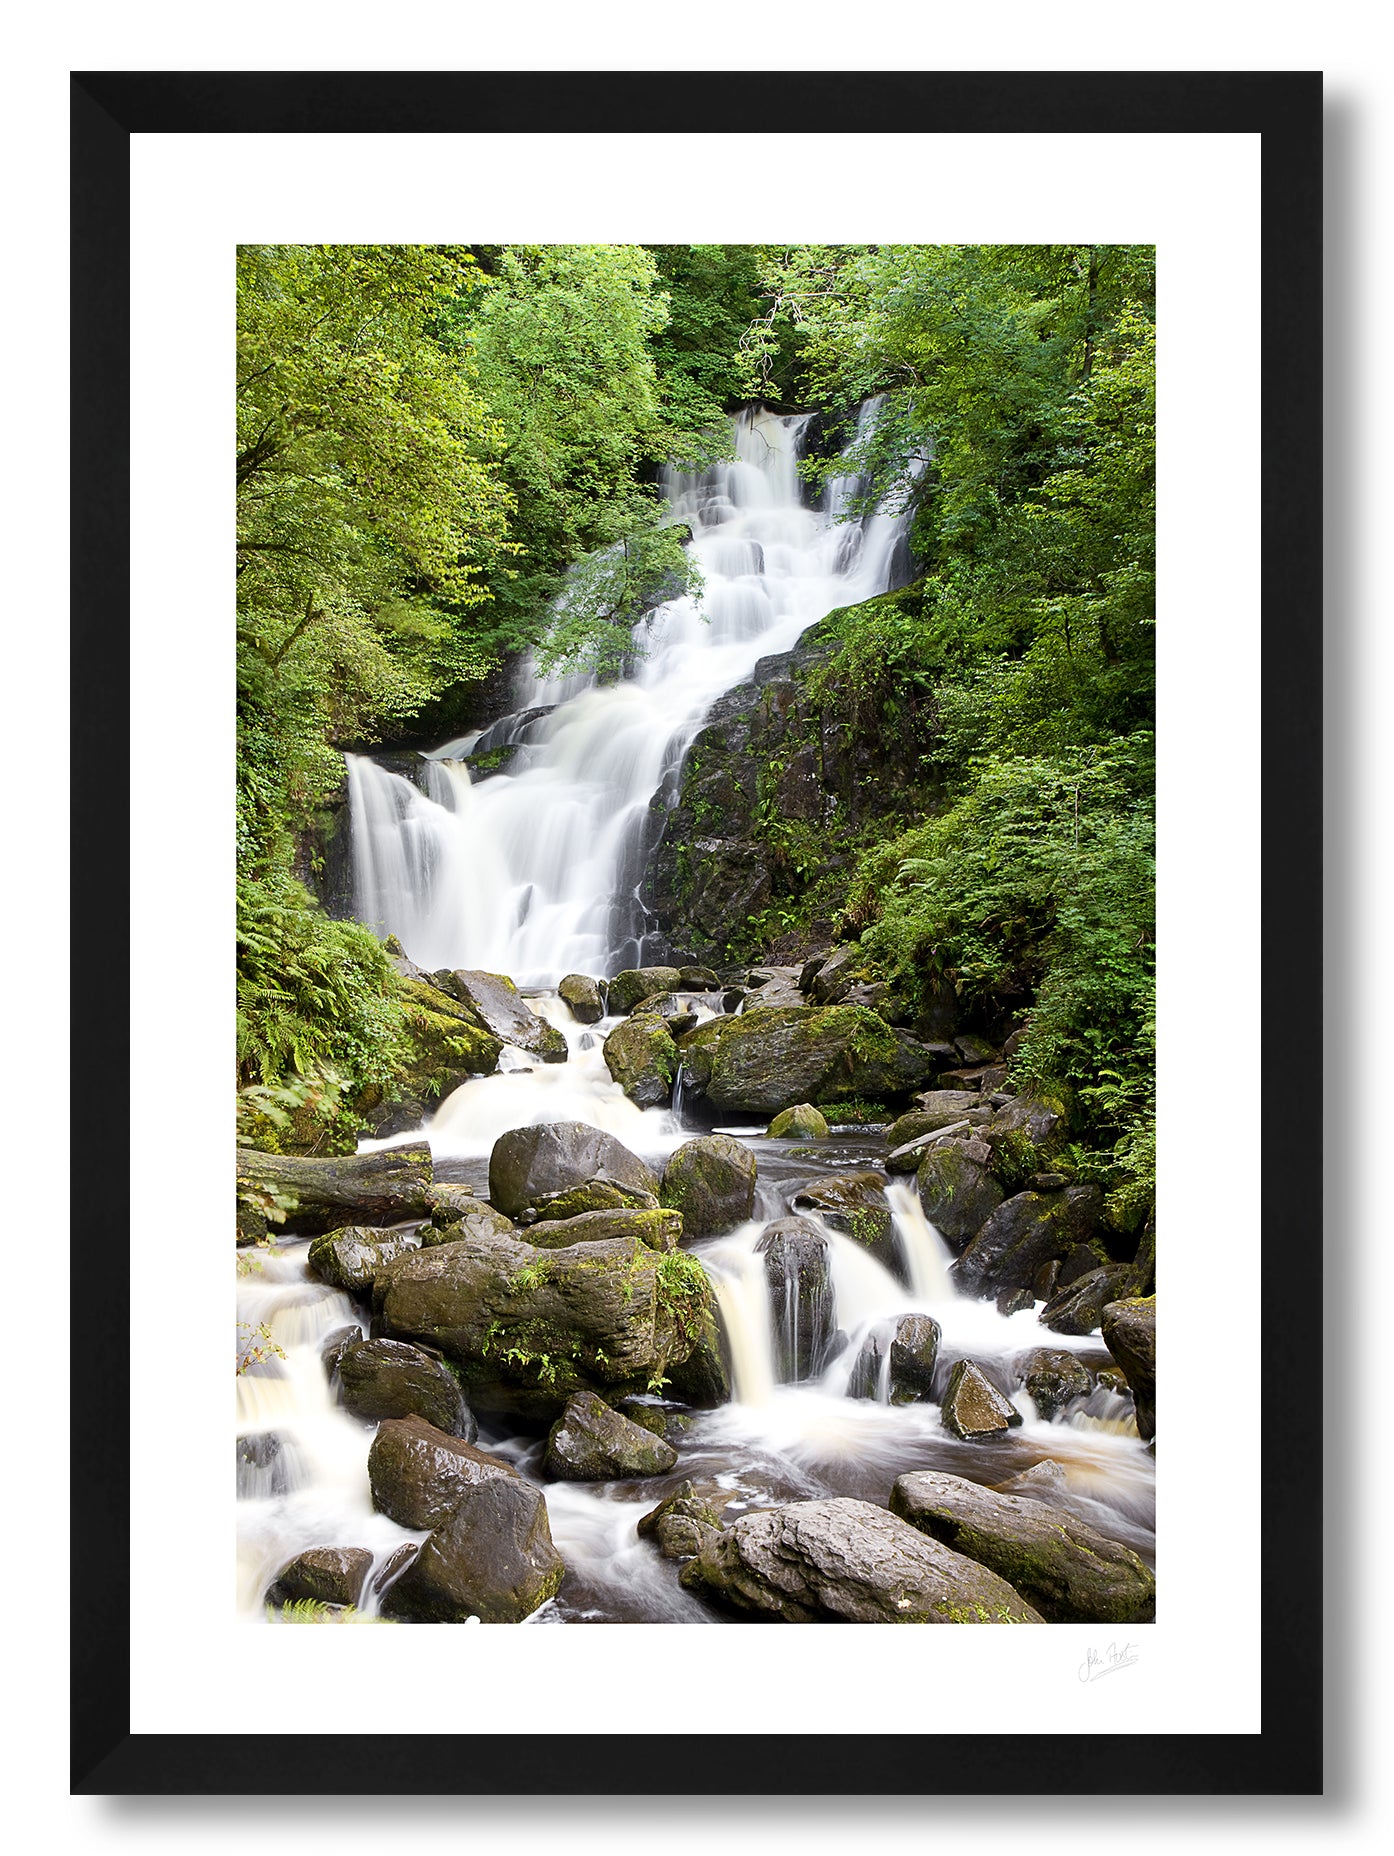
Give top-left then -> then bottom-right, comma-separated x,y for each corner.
237,961 -> 1155,1627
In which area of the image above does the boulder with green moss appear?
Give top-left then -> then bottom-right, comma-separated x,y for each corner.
1014,1346 -> 1092,1418
661,1134 -> 758,1239
524,1207 -> 682,1252
915,1142 -> 1004,1247
306,1225 -> 423,1293
558,973 -> 605,1023
373,1225 -> 722,1419
679,1497 -> 1042,1622
889,1470 -> 1155,1623
677,1004 -> 939,1116
607,966 -> 682,1015
380,1475 -> 564,1623
266,1547 -> 373,1610
420,1202 -> 517,1246
488,1121 -> 661,1221
791,1170 -> 897,1274
637,1481 -> 723,1559
603,1012 -> 679,1109
437,969 -> 567,1063
543,1390 -> 680,1480
366,1413 -> 518,1528
766,1103 -> 829,1140
954,1185 -> 1104,1299
335,1337 -> 476,1438
1102,1295 -> 1156,1441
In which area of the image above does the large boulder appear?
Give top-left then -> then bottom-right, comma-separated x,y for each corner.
380,1475 -> 564,1623
1040,1265 -> 1132,1336
941,1360 -> 1023,1439
306,1226 -> 422,1293
847,1314 -> 941,1403
237,1146 -> 434,1243
790,1171 -> 897,1275
543,1391 -> 679,1480
558,973 -> 605,1023
438,969 -> 568,1063
661,1135 -> 758,1239
382,975 -> 504,1127
607,966 -> 682,1016
680,1498 -> 1042,1623
265,1546 -> 373,1610
373,1227 -> 722,1419
677,1005 -> 939,1116
488,1122 -> 661,1222
889,1471 -> 1156,1623
1014,1346 -> 1092,1419
366,1414 -> 516,1529
954,1186 -> 1104,1299
757,1218 -> 834,1382
603,1013 -> 679,1109
767,1103 -> 830,1140
915,1143 -> 1004,1246
1102,1295 -> 1156,1442
335,1338 -> 476,1439
524,1207 -> 682,1252
637,1482 -> 723,1560
979,1087 -> 1070,1160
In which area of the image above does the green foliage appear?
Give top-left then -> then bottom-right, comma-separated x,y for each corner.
236,1321 -> 286,1375
265,1600 -> 376,1625
817,1100 -> 893,1124
654,1248 -> 712,1344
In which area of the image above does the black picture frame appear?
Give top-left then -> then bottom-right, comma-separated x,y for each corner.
73,69 -> 1322,1798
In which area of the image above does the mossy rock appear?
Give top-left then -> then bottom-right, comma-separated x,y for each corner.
543,1390 -> 679,1480
607,966 -> 682,1015
767,1103 -> 829,1140
488,1121 -> 661,1221
558,973 -> 605,1023
602,1012 -> 679,1109
661,1135 -> 758,1239
524,1207 -> 683,1252
678,1004 -> 939,1116
916,1142 -> 1005,1248
306,1225 -> 423,1293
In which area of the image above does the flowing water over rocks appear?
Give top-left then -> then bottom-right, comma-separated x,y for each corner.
239,404 -> 1154,1624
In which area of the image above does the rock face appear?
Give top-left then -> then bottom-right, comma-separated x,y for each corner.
306,1226 -> 422,1293
954,1186 -> 1103,1298
237,1146 -> 434,1242
1015,1346 -> 1092,1418
661,1135 -> 758,1239
608,966 -> 682,1016
680,1498 -> 1043,1622
637,1482 -> 723,1559
1040,1264 -> 1131,1336
916,1143 -> 1004,1246
847,1314 -> 941,1403
265,1547 -> 373,1609
603,1013 -> 679,1108
941,1360 -> 1023,1439
558,973 -> 605,1023
373,1227 -> 722,1419
367,1414 -> 517,1528
335,1338 -> 476,1439
437,970 -> 567,1063
380,1475 -> 565,1623
678,1005 -> 938,1116
790,1171 -> 897,1275
543,1391 -> 680,1480
1102,1295 -> 1156,1441
523,1207 -> 682,1252
757,1218 -> 835,1382
889,1471 -> 1156,1624
488,1122 -> 661,1222
766,1103 -> 830,1140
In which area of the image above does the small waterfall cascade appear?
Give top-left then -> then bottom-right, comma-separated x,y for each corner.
345,400 -> 919,982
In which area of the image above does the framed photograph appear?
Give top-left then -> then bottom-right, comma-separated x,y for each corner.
75,70 -> 1321,1796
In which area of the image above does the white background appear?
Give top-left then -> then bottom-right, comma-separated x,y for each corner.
1,1 -> 1383,1849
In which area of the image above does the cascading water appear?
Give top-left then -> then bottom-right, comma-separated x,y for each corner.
241,400 -> 1154,1625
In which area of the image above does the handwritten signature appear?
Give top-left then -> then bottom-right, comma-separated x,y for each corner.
1079,1642 -> 1140,1683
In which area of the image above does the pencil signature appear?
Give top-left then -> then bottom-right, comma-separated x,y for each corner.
1079,1642 -> 1140,1683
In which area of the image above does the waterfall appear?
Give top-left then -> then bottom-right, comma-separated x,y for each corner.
345,401 -> 920,983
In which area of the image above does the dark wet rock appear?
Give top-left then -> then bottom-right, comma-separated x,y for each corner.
1041,1265 -> 1132,1336
767,1103 -> 829,1140
1102,1296 -> 1156,1442
1058,1242 -> 1108,1287
381,1475 -> 564,1623
1030,1172 -> 1067,1194
808,944 -> 862,1004
888,1101 -> 981,1147
320,1325 -> 362,1381
543,1390 -> 680,1480
846,1313 -> 941,1403
637,1481 -> 722,1559
954,1186 -> 1104,1299
558,973 -> 605,1023
916,1143 -> 1004,1247
237,1146 -> 434,1242
367,1414 -> 518,1529
757,1218 -> 835,1382
680,1497 -> 1043,1623
336,1338 -> 476,1439
603,1012 -> 679,1109
798,954 -> 828,992
721,987 -> 747,1014
438,969 -> 568,1063
608,966 -> 683,1015
371,1541 -> 420,1595
661,1134 -> 758,1239
306,1225 -> 423,1293
677,1004 -> 939,1116
678,965 -> 721,991
420,1203 -> 517,1246
1015,1346 -> 1092,1418
980,1087 -> 1070,1158
374,1225 -> 722,1419
236,1432 -> 291,1498
1127,1214 -> 1156,1299
941,1360 -> 1023,1439
953,1033 -> 999,1066
790,1170 -> 897,1274
889,1470 -> 1155,1624
266,1546 -> 373,1610
488,1121 -> 661,1221
1034,1258 -> 1062,1302
995,1285 -> 1036,1318
524,1207 -> 683,1252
